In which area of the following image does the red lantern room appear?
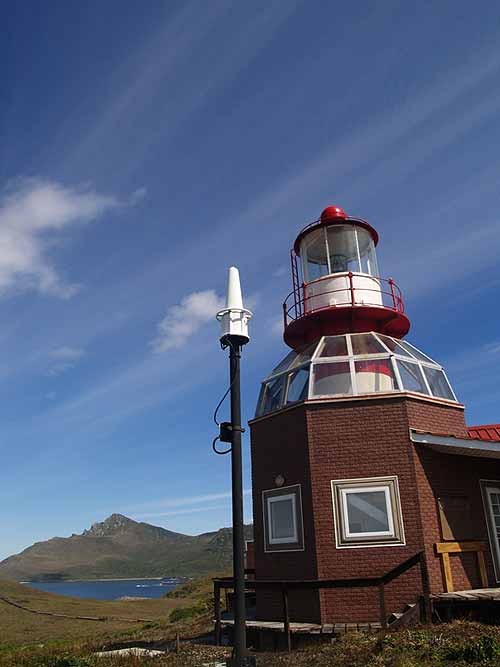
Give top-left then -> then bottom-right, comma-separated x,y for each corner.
283,206 -> 410,350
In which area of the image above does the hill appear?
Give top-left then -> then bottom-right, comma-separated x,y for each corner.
0,514 -> 253,581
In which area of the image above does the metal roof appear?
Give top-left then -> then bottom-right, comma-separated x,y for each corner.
467,424 -> 500,442
411,429 -> 500,459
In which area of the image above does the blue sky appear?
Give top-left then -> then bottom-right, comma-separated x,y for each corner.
1,1 -> 500,561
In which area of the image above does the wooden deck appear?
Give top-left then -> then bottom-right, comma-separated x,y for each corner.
434,587 -> 500,601
220,619 -> 382,634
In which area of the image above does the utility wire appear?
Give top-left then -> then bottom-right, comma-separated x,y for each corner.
212,340 -> 238,455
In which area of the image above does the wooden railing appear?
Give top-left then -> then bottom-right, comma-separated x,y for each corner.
214,551 -> 431,651
435,541 -> 488,593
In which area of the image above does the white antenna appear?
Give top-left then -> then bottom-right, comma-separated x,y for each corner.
216,267 -> 252,347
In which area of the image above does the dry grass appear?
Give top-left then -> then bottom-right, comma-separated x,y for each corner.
4,577 -> 500,667
5,621 -> 500,666
0,579 -> 190,648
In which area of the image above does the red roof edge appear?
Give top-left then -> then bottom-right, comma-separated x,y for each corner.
467,424 -> 500,442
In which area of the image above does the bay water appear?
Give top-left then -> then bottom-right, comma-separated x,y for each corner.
23,577 -> 183,600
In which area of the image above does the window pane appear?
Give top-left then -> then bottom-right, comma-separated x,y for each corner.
255,384 -> 267,417
397,340 -> 435,363
376,334 -> 414,358
303,229 -> 329,281
269,350 -> 297,377
423,366 -> 455,400
262,376 -> 286,414
327,225 -> 360,273
293,343 -> 315,367
351,333 -> 385,355
319,335 -> 348,357
311,362 -> 352,396
357,228 -> 379,277
270,498 -> 295,540
346,491 -> 390,534
286,368 -> 309,404
355,359 -> 396,393
397,360 -> 429,394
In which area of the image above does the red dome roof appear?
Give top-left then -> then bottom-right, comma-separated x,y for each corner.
320,206 -> 347,222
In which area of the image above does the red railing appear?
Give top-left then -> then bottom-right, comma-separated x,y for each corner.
283,273 -> 405,329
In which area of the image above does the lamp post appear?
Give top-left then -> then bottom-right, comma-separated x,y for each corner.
216,267 -> 253,667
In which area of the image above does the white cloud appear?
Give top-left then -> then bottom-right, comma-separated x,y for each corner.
48,346 -> 85,375
0,179 -> 135,298
123,490 -> 251,513
133,504 -> 231,521
151,289 -> 224,353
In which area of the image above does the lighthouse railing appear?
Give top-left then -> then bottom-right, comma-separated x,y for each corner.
283,273 -> 405,327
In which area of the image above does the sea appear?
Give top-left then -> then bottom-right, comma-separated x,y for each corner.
22,577 -> 184,600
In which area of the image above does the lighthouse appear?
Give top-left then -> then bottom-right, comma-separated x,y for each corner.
242,205 -> 500,636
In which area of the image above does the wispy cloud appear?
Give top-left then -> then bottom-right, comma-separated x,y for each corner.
133,504 -> 231,521
47,346 -> 85,376
122,489 -> 251,514
0,179 -> 135,298
151,289 -> 224,353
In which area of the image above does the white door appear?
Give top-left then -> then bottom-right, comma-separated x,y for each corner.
484,485 -> 500,578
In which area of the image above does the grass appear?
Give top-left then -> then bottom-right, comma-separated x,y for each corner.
0,579 -> 190,648
4,577 -> 500,666
5,621 -> 500,666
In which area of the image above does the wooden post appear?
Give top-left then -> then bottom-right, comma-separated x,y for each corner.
378,583 -> 387,629
282,585 -> 291,652
419,552 -> 432,623
175,632 -> 180,653
214,581 -> 222,647
477,551 -> 488,588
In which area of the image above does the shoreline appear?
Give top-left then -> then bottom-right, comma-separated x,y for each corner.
23,576 -> 185,583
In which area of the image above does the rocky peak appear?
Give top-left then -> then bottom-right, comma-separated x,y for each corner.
82,513 -> 136,537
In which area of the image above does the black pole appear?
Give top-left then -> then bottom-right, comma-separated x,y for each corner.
229,342 -> 247,666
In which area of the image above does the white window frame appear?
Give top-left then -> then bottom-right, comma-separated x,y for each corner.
480,479 -> 500,582
341,485 -> 395,539
331,475 -> 405,549
267,493 -> 298,545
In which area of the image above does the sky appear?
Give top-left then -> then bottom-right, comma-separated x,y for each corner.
1,1 -> 500,561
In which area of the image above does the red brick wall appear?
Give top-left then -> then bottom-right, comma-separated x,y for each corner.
404,400 -> 500,593
306,398 -> 424,622
250,404 -> 321,621
250,394 -> 500,624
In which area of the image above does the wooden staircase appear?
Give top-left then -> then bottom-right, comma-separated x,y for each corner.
387,601 -> 421,629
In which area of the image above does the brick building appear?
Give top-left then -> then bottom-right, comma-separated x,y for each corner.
249,206 -> 500,624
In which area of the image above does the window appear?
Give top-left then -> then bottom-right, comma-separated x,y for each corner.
351,333 -> 385,355
269,495 -> 297,543
396,359 -> 430,395
422,366 -> 455,401
327,225 -> 361,273
318,335 -> 348,358
331,476 -> 405,547
355,359 -> 397,393
260,375 -> 286,415
302,229 -> 329,281
263,485 -> 304,552
286,368 -> 309,404
312,361 -> 353,396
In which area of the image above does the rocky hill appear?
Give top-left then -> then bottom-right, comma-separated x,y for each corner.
0,514 -> 253,581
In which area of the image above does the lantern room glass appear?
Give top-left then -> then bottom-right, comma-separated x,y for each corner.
255,332 -> 458,418
301,224 -> 379,282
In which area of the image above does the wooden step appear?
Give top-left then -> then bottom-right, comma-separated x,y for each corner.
388,601 -> 420,629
